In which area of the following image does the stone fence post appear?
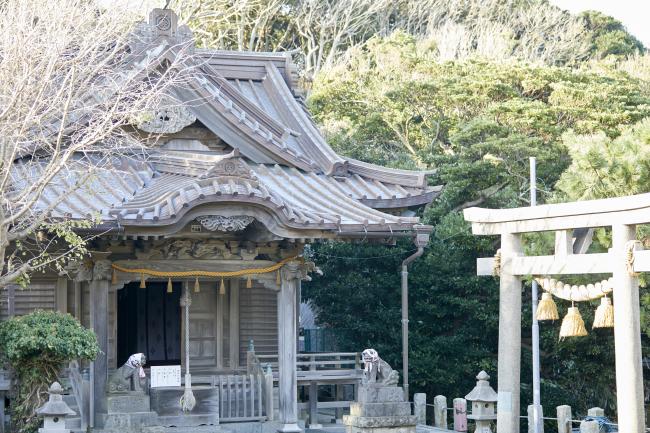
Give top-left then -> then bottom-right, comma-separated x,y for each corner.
413,393 -> 426,425
587,407 -> 604,417
453,398 -> 467,432
556,405 -> 572,433
527,404 -> 544,433
264,364 -> 274,421
433,395 -> 447,429
580,420 -> 599,433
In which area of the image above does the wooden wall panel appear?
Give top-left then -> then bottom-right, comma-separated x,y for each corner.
239,283 -> 278,364
0,281 -> 56,320
188,283 -> 219,369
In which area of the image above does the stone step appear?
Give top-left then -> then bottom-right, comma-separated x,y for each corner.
143,426 -> 222,433
63,394 -> 78,408
107,393 -> 151,413
157,414 -> 220,428
65,416 -> 81,429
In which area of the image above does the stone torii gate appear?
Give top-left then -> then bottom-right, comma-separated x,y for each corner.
463,192 -> 650,433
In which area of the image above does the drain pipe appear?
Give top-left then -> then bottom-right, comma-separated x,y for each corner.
401,226 -> 430,400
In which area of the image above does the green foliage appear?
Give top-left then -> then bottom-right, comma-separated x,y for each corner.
0,310 -> 98,433
304,223 -> 500,400
556,118 -> 650,200
309,33 -> 650,215
304,30 -> 650,418
581,11 -> 644,59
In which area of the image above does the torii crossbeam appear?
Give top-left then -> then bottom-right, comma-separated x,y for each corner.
464,192 -> 649,433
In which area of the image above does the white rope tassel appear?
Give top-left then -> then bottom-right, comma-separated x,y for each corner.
180,287 -> 196,412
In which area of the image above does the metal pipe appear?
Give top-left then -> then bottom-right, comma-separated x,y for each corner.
530,157 -> 542,433
401,246 -> 424,401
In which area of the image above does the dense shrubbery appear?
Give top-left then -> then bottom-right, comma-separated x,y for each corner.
303,30 -> 650,418
0,310 -> 98,433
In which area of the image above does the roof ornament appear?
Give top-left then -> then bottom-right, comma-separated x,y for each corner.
149,8 -> 178,37
200,151 -> 256,180
137,94 -> 197,134
132,8 -> 194,49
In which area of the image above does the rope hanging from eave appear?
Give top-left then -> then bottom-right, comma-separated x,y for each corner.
111,256 -> 300,280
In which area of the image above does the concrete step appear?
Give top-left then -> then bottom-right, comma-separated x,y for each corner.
143,426 -> 223,433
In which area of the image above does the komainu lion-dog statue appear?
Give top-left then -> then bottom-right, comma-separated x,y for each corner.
361,348 -> 399,386
108,353 -> 147,393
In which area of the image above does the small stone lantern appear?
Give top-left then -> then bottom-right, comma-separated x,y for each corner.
36,382 -> 76,433
465,371 -> 498,433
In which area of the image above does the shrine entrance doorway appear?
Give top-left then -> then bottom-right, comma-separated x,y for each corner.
117,281 -> 182,367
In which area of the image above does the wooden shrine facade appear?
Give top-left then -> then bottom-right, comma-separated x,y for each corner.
6,8 -> 437,433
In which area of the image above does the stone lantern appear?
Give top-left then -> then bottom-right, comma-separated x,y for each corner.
465,371 -> 498,433
36,382 -> 76,433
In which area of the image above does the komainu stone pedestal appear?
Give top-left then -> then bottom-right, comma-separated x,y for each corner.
343,385 -> 416,433
99,392 -> 159,430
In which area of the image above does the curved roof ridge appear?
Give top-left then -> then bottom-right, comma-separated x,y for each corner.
346,158 -> 436,189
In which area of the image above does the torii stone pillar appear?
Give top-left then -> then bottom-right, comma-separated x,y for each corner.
497,233 -> 523,433
277,261 -> 303,433
611,225 -> 645,433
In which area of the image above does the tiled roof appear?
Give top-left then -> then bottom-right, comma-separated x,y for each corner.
18,152 -> 428,235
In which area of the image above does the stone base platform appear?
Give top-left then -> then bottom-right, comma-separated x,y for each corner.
150,386 -> 220,427
343,385 -> 416,433
99,391 -> 159,430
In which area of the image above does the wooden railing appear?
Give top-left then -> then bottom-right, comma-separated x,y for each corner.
215,373 -> 265,422
254,351 -> 362,382
297,352 -> 362,383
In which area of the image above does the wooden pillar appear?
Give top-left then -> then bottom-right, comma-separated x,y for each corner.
217,282 -> 224,369
612,224 -> 645,433
497,233 -> 523,433
56,277 -> 68,313
307,381 -> 321,428
277,262 -> 302,433
73,281 -> 81,319
6,285 -> 15,318
89,259 -> 111,417
229,280 -> 240,369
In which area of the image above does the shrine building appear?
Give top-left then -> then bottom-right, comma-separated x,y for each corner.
4,8 -> 439,433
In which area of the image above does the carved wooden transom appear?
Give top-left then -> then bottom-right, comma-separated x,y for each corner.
196,215 -> 255,232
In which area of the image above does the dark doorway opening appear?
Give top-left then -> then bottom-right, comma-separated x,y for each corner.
117,281 -> 182,367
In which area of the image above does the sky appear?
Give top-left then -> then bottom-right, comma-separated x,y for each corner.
550,0 -> 650,47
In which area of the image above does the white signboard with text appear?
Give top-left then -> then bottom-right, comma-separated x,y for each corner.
150,365 -> 181,388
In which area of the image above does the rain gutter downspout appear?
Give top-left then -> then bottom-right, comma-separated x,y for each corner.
401,225 -> 430,401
